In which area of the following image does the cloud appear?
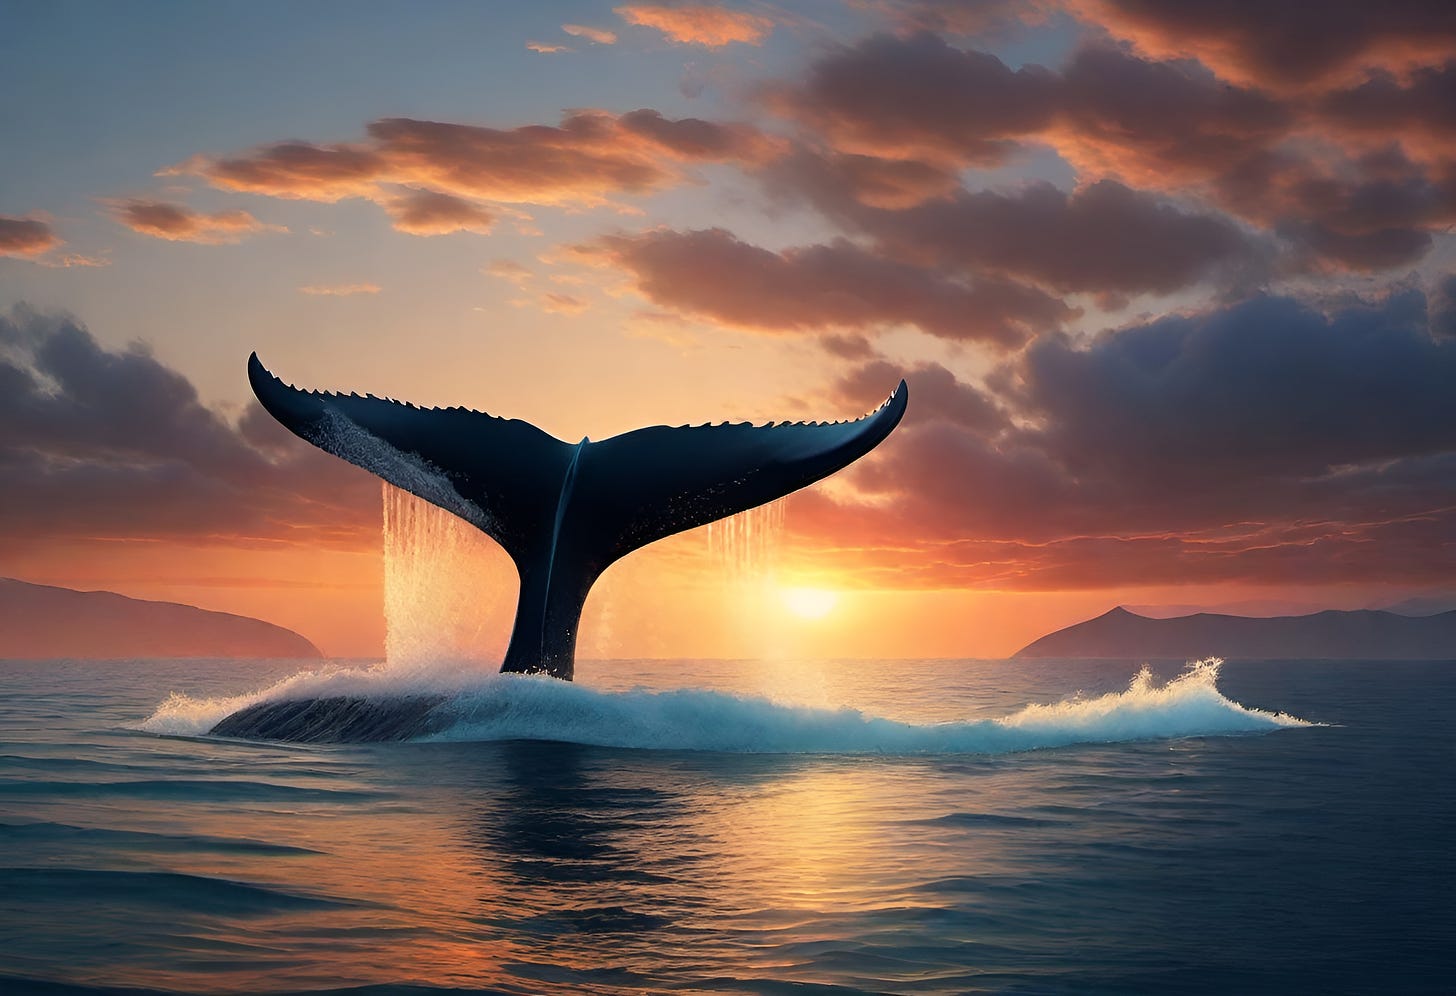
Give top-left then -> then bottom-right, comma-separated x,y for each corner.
764,32 -> 1056,164
0,216 -> 63,258
527,42 -> 572,54
857,179 -> 1260,295
836,359 -> 1011,435
0,305 -> 377,550
796,291 -> 1456,588
766,36 -> 1287,184
177,110 -> 783,227
769,149 -> 963,209
484,259 -> 533,284
297,283 -> 380,296
540,292 -> 589,315
108,199 -> 284,243
562,23 -> 618,44
1072,0 -> 1456,90
614,108 -> 781,160
1430,273 -> 1456,340
574,226 -> 1074,345
1050,44 -> 1292,188
180,141 -> 384,202
616,4 -> 775,46
862,0 -> 1052,36
384,189 -> 495,235
1214,147 -> 1455,272
766,34 -> 1456,274
40,253 -> 111,269
1318,62 -> 1456,161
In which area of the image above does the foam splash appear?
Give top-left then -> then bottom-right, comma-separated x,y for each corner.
140,659 -> 1308,754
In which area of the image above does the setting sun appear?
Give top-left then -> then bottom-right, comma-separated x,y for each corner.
780,587 -> 839,620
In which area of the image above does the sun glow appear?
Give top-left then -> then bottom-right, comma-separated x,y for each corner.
780,586 -> 839,620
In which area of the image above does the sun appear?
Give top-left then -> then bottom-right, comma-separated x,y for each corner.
780,586 -> 839,620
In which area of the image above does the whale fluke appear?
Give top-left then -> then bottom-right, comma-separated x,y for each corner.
248,353 -> 907,680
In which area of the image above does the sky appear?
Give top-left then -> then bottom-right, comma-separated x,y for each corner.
3,0 -> 1455,659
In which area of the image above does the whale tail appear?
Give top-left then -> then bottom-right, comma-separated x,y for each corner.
248,353 -> 907,679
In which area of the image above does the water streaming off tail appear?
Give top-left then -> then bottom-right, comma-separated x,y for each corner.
382,483 -> 516,667
707,499 -> 785,580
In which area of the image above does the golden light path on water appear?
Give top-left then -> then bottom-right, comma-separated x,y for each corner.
110,491 -> 1315,992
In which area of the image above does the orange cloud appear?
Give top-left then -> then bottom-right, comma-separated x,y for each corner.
173,142 -> 383,202
38,253 -> 111,269
0,216 -> 62,258
384,189 -> 495,235
177,110 -> 783,220
108,199 -> 284,243
541,292 -> 589,314
769,34 -> 1456,274
527,41 -> 571,53
1070,0 -> 1456,91
616,4 -> 775,46
562,23 -> 618,44
483,259 -> 533,284
297,283 -> 381,296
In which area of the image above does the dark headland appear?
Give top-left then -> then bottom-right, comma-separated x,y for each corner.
1015,606 -> 1456,660
0,578 -> 322,659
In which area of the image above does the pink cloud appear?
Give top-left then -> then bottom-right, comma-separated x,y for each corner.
109,199 -> 284,243
616,4 -> 775,46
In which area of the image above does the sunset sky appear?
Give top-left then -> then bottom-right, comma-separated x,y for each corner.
3,1 -> 1455,658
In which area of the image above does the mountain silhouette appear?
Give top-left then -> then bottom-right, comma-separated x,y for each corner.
1015,606 -> 1456,660
0,578 -> 322,659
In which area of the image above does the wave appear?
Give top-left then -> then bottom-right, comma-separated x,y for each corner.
0,867 -> 360,914
140,659 -> 1308,754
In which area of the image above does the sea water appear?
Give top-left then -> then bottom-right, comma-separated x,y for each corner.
1,655 -> 1452,994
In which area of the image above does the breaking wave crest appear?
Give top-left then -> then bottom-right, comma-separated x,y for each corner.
140,659 -> 1308,754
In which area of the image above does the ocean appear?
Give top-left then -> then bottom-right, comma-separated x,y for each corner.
0,656 -> 1451,995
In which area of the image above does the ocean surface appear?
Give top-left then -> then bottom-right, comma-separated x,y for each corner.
0,655 -> 1451,995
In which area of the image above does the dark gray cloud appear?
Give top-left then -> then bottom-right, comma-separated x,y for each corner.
1077,0 -> 1456,89
1429,273 -> 1456,340
860,179 -> 1259,296
763,32 -> 1057,165
0,306 -> 377,549
577,226 -> 1075,346
795,291 -> 1456,587
835,360 -> 1011,435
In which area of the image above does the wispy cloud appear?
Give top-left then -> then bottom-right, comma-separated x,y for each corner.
562,23 -> 618,44
527,41 -> 571,54
38,253 -> 111,269
540,292 -> 589,314
483,259 -> 533,284
616,4 -> 775,46
107,199 -> 285,243
297,283 -> 381,296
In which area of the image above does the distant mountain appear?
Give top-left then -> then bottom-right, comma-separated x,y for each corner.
1015,606 -> 1456,660
1380,594 -> 1456,617
0,579 -> 322,659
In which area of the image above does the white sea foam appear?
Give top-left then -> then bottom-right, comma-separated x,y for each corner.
139,658 -> 1308,754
